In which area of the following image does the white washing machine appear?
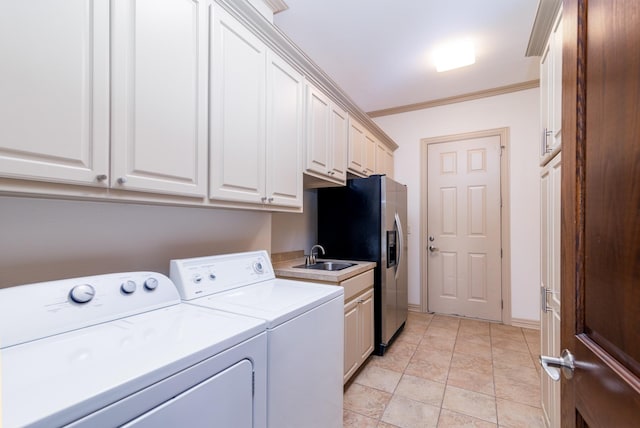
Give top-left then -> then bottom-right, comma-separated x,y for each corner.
170,251 -> 344,428
0,271 -> 267,428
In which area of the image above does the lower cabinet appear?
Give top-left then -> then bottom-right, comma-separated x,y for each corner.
344,287 -> 374,383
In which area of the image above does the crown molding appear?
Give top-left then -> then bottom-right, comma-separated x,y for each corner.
264,0 -> 288,14
367,80 -> 540,118
526,0 -> 562,56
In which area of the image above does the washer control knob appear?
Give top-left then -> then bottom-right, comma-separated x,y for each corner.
253,261 -> 264,274
70,284 -> 96,304
192,274 -> 203,284
121,280 -> 137,294
209,273 -> 216,280
144,277 -> 159,291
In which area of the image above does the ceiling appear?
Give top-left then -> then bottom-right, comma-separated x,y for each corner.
273,0 -> 541,115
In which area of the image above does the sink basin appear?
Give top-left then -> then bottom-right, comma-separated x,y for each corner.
292,261 -> 355,271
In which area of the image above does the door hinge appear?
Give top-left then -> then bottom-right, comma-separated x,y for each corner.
252,371 -> 255,396
501,300 -> 504,309
500,248 -> 503,258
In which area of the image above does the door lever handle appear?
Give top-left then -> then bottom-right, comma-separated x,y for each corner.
540,349 -> 575,381
428,245 -> 439,252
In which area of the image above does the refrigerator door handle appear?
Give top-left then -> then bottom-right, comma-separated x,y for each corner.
394,212 -> 404,280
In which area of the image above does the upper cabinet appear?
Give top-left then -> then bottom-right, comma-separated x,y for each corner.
376,141 -> 394,178
209,5 -> 267,205
210,4 -> 303,209
540,7 -> 562,164
0,0 -> 110,187
265,52 -> 304,208
0,0 -> 208,197
0,0 -> 397,209
111,0 -> 208,197
305,82 -> 348,185
348,117 -> 376,177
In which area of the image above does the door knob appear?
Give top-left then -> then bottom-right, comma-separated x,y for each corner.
540,349 -> 575,381
428,235 -> 435,242
428,245 -> 439,252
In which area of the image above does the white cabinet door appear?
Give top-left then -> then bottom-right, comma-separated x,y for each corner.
329,104 -> 348,182
265,52 -> 303,207
305,83 -> 347,185
210,4 -> 266,204
305,84 -> 332,177
0,0 -> 109,186
541,152 -> 561,428
364,132 -> 376,176
540,8 -> 562,163
550,11 -> 563,150
376,142 -> 394,178
348,117 -> 367,176
111,0 -> 208,197
343,299 -> 359,383
358,288 -> 375,361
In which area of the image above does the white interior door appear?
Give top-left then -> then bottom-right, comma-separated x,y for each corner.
427,136 -> 502,321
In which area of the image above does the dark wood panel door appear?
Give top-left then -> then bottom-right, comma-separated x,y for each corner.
561,0 -> 640,425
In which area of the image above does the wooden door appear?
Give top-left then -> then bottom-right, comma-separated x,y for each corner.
0,0 -> 109,186
561,0 -> 640,425
427,135 -> 502,321
210,4 -> 266,203
111,0 -> 208,197
265,51 -> 303,208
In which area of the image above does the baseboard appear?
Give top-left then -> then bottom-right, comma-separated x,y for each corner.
408,303 -> 422,313
511,317 -> 540,330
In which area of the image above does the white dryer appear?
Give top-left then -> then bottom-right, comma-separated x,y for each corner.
170,251 -> 344,428
0,272 -> 267,428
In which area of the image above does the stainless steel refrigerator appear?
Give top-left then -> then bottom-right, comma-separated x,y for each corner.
318,175 -> 408,355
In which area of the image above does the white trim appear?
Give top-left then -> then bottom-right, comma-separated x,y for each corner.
367,80 -> 539,118
526,0 -> 562,56
407,303 -> 422,313
511,317 -> 540,330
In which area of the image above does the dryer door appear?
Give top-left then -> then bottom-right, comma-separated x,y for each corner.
123,359 -> 253,428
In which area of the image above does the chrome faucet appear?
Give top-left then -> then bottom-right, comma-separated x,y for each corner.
306,244 -> 325,266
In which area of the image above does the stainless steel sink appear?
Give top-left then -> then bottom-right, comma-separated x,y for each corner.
292,261 -> 355,271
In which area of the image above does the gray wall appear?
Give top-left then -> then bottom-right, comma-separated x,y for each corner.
1,196 -> 271,288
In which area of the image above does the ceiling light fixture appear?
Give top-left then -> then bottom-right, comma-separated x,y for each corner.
433,39 -> 476,72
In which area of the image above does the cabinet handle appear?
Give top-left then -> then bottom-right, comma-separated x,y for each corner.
543,128 -> 553,154
357,299 -> 365,304
96,174 -> 108,182
541,286 -> 553,313
268,197 -> 274,203
261,197 -> 267,202
117,177 -> 127,185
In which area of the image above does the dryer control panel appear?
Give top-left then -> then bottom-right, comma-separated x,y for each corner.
170,250 -> 275,300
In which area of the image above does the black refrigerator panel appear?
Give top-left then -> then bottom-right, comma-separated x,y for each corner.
317,176 -> 382,262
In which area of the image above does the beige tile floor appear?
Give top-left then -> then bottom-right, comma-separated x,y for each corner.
343,312 -> 545,428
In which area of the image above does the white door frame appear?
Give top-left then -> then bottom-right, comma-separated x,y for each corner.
419,127 -> 511,324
